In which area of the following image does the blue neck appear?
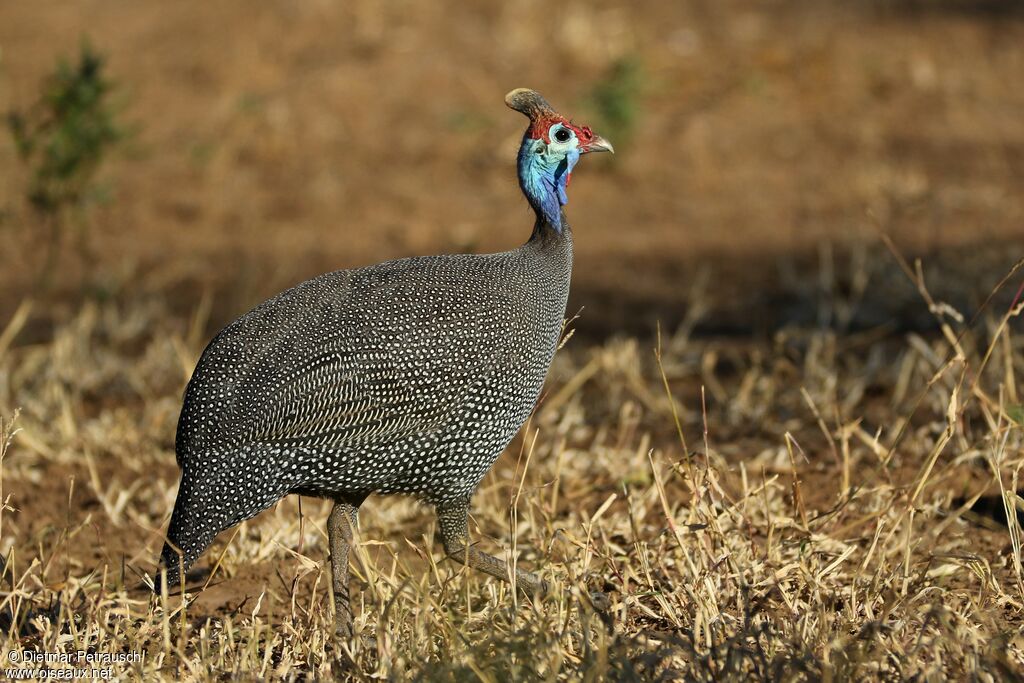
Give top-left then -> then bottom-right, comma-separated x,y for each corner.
517,136 -> 580,232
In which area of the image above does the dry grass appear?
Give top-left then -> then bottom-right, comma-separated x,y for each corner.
0,252 -> 1021,680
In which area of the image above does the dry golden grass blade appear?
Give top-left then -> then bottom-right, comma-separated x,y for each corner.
0,300 -> 33,363
0,255 -> 1022,678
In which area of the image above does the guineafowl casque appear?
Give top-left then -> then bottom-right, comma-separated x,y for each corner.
156,88 -> 613,638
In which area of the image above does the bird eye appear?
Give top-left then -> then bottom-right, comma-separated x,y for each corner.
552,127 -> 572,143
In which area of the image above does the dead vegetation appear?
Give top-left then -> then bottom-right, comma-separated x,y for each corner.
0,252 -> 1021,680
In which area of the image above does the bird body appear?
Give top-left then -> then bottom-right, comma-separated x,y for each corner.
168,237 -> 571,571
158,89 -> 612,636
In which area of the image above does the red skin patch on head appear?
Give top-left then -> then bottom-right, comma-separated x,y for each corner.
528,115 -> 596,145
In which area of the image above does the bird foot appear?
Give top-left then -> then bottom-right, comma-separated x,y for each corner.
330,628 -> 377,672
587,590 -> 612,613
333,619 -> 376,649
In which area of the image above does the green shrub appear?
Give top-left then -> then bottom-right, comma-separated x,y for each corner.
7,43 -> 125,280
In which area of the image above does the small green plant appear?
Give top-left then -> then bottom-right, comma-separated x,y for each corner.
7,43 -> 125,281
585,56 -> 644,149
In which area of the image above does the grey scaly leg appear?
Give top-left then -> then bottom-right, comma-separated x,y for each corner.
327,499 -> 360,638
436,498 -> 549,595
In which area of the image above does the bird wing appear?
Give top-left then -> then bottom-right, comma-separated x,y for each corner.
244,342 -> 471,450
177,262 -> 517,458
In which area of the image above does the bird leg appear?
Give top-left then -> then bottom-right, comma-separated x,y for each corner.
436,499 -> 549,596
327,499 -> 361,639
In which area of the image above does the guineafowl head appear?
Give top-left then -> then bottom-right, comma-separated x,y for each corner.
506,88 -> 613,231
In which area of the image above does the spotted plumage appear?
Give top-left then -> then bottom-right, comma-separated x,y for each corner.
157,88 -> 612,636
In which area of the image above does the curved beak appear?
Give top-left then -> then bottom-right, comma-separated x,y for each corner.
580,135 -> 614,154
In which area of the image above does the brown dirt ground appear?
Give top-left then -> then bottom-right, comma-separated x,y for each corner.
1,0 -> 1022,337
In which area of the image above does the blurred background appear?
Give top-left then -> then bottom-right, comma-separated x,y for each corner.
1,0 -> 1021,341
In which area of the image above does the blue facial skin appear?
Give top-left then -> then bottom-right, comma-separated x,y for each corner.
517,126 -> 581,232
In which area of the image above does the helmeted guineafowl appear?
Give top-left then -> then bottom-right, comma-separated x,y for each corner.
157,88 -> 613,637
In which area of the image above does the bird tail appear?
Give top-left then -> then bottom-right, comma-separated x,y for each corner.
152,468 -> 223,594
152,447 -> 295,594
153,475 -> 205,593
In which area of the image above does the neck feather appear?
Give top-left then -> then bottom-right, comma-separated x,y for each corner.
517,135 -> 579,233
